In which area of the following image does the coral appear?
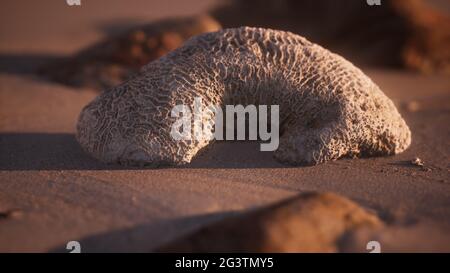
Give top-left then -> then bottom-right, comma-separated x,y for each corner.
77,27 -> 411,166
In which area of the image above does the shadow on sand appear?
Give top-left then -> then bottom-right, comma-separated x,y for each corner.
49,211 -> 239,253
0,133 -> 291,171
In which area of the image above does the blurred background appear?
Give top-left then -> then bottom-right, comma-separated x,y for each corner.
0,0 -> 448,90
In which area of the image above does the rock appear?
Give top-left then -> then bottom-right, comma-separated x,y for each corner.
211,0 -> 450,74
39,15 -> 221,90
157,192 -> 383,252
405,100 -> 421,112
411,157 -> 424,167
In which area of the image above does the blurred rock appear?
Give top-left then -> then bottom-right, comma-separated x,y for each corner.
212,0 -> 450,74
157,192 -> 383,252
157,191 -> 450,252
397,0 -> 450,74
39,15 -> 221,90
405,100 -> 421,112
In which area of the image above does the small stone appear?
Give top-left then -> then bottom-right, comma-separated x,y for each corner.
9,209 -> 24,219
406,101 -> 421,112
411,157 -> 424,167
0,209 -> 24,220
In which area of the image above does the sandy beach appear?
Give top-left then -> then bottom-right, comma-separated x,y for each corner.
0,0 -> 449,252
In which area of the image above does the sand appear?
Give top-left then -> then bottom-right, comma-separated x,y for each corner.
0,0 -> 449,252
